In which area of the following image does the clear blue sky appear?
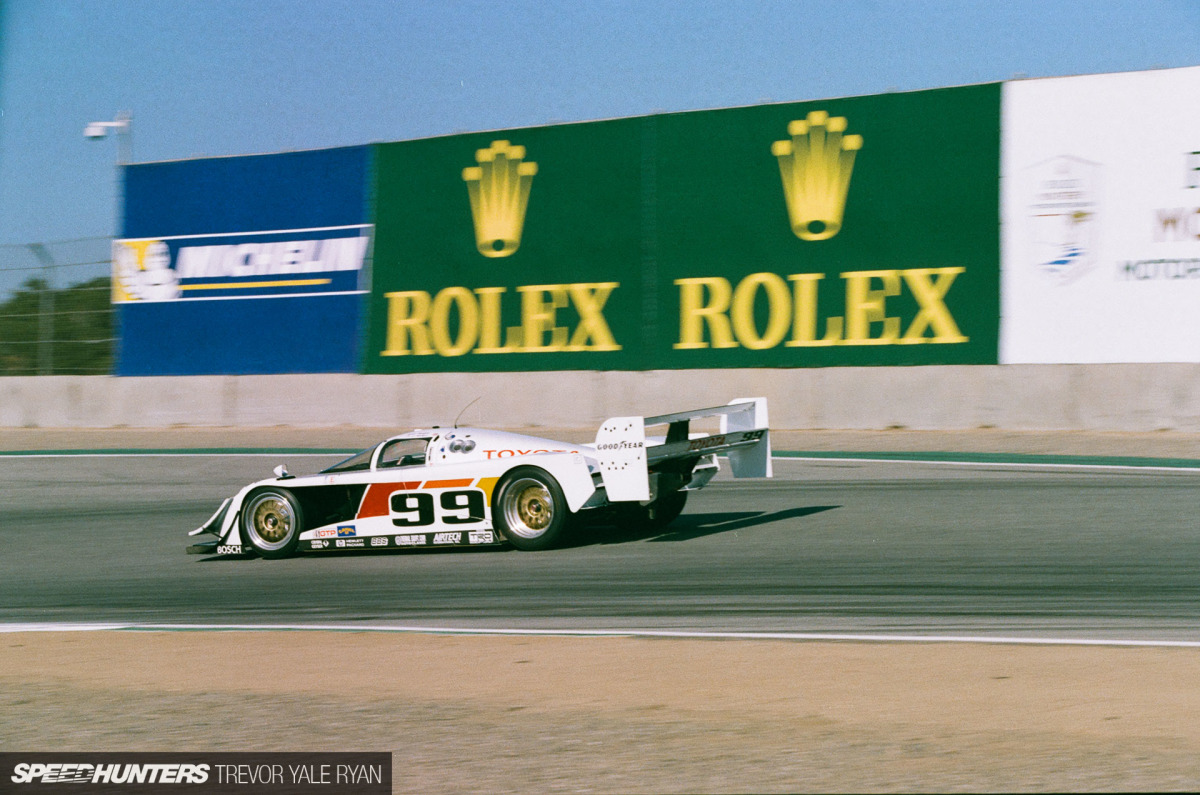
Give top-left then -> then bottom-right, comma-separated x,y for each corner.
1,0 -> 1197,247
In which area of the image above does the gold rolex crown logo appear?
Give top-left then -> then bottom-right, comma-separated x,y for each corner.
462,140 -> 538,258
772,111 -> 862,241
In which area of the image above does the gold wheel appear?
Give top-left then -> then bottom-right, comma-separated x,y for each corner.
241,489 -> 302,557
503,479 -> 555,537
495,468 -> 568,550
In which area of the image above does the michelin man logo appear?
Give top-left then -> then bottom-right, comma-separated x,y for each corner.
112,239 -> 181,302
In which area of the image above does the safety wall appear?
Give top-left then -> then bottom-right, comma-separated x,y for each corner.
9,365 -> 1200,431
1001,65 -> 1200,363
105,65 -> 1200,379
366,83 -> 1002,372
114,146 -> 373,375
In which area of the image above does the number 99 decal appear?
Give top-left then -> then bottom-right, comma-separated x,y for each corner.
390,489 -> 487,527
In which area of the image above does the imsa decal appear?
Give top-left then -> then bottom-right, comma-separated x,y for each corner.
304,531 -> 497,552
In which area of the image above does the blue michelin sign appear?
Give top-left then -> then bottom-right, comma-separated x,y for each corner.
115,146 -> 372,375
113,227 -> 369,302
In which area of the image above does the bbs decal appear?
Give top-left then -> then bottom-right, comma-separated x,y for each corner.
390,489 -> 486,527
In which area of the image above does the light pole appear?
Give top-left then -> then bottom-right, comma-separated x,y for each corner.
85,112 -> 133,378
84,111 -> 133,235
84,111 -> 132,164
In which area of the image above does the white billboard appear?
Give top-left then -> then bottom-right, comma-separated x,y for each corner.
1001,66 -> 1200,363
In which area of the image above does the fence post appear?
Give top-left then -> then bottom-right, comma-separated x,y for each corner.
28,243 -> 56,375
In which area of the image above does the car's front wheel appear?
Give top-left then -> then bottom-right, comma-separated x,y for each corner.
493,467 -> 569,551
241,487 -> 303,559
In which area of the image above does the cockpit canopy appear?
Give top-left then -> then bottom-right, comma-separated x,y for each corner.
320,436 -> 432,474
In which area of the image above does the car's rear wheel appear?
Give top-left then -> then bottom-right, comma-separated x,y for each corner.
493,467 -> 568,551
646,489 -> 688,528
241,487 -> 303,559
619,489 -> 688,530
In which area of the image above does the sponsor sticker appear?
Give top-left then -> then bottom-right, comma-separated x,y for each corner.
468,531 -> 495,545
217,544 -> 243,555
432,532 -> 462,545
687,434 -> 727,451
370,537 -> 387,547
482,448 -> 579,459
112,228 -> 371,304
395,535 -> 427,546
336,525 -> 356,537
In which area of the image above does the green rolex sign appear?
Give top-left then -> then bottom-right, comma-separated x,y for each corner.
365,83 -> 1000,372
652,83 -> 1000,368
367,119 -> 647,372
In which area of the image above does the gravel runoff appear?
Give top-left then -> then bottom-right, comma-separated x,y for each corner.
3,632 -> 1200,793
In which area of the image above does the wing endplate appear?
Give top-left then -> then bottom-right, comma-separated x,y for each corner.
720,397 -> 772,478
594,415 -> 650,502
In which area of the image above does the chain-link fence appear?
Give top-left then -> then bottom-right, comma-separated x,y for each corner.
0,238 -> 114,375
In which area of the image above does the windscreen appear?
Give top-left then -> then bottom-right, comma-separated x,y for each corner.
320,446 -> 376,474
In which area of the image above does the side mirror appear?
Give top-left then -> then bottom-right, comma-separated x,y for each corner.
274,464 -> 290,479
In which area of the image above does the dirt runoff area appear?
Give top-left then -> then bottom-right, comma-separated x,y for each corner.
1,631 -> 1199,793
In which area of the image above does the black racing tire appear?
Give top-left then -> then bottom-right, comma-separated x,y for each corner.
492,467 -> 569,551
647,489 -> 688,528
619,489 -> 688,530
241,487 -> 303,559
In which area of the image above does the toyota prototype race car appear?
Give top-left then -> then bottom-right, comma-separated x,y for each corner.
187,398 -> 770,558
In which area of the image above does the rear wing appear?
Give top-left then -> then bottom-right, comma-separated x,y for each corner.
594,397 -> 771,501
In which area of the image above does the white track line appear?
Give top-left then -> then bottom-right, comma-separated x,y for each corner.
775,456 -> 1200,473
2,622 -> 1199,648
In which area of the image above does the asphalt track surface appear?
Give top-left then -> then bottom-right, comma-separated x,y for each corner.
4,453 -> 1200,641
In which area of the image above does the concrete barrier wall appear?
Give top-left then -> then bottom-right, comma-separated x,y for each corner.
4,365 -> 1200,432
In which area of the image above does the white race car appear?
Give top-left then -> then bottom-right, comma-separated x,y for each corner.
187,398 -> 770,557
